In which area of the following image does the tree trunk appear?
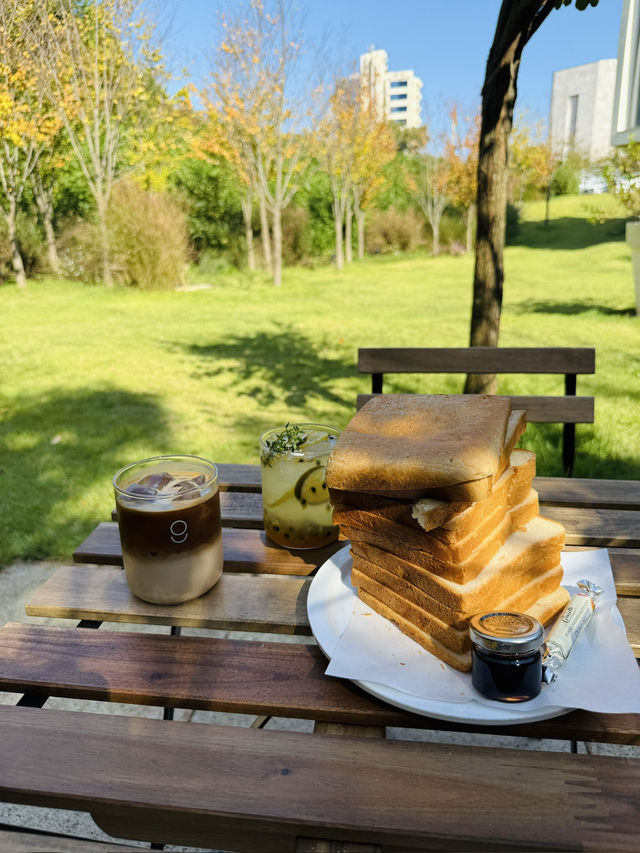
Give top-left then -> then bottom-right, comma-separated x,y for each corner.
32,176 -> 60,275
465,202 -> 476,254
6,199 -> 27,289
545,179 -> 551,224
332,191 -> 345,270
345,200 -> 353,263
431,216 -> 441,256
464,1 -> 555,395
272,203 -> 282,286
259,197 -> 272,273
333,207 -> 344,270
241,192 -> 255,271
356,207 -> 365,259
96,194 -> 113,287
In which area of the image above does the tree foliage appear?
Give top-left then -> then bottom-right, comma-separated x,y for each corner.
318,79 -> 396,267
0,0 -> 61,286
207,0 -> 327,285
26,0 -> 169,285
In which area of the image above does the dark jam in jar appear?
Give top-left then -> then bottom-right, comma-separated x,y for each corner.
469,611 -> 544,703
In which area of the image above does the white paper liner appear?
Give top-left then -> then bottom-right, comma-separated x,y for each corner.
320,547 -> 640,715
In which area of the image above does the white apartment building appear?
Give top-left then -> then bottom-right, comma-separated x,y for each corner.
359,48 -> 423,128
549,59 -> 617,162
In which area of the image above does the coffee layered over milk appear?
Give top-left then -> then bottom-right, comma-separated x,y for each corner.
114,456 -> 223,604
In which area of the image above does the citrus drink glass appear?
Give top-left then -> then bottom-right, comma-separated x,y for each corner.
260,424 -> 339,549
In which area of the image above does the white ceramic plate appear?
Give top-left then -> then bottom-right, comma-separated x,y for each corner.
307,545 -> 569,726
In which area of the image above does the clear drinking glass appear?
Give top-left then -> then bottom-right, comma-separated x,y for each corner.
259,423 -> 339,549
114,454 -> 223,604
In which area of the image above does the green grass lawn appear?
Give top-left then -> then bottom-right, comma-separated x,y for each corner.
1,193 -> 638,565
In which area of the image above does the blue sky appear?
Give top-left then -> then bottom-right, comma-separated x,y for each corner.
162,0 -> 623,128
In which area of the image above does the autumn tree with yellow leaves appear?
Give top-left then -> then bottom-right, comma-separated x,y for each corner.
208,0 -> 325,285
26,0 -> 167,286
197,89 -> 263,273
318,80 -> 395,269
0,1 -> 60,288
446,105 -> 480,253
510,116 -> 560,223
406,142 -> 452,257
349,99 -> 397,261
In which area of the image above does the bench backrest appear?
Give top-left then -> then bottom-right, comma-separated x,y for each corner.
357,346 -> 596,476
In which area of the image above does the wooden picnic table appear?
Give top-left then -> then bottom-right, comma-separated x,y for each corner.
1,463 -> 640,851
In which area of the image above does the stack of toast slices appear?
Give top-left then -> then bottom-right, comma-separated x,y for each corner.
325,394 -> 570,671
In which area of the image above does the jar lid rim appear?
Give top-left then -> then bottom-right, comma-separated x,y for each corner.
469,610 -> 544,653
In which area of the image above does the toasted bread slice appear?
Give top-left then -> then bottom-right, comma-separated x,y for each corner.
352,558 -> 564,631
355,580 -> 569,673
349,514 -> 566,614
342,490 -> 540,584
325,394 -> 511,499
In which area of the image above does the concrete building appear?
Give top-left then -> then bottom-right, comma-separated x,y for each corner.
549,59 -> 617,162
359,48 -> 423,128
613,0 -> 640,144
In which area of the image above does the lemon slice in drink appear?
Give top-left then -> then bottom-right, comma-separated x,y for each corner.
294,466 -> 328,505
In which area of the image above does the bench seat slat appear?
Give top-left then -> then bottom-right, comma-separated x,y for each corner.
358,347 -> 596,375
1,705 -> 638,852
1,623 -> 639,743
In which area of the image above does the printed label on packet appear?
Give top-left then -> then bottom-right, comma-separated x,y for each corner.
542,579 -> 603,683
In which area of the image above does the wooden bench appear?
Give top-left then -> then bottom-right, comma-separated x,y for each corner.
2,704 -> 639,852
357,346 -> 596,476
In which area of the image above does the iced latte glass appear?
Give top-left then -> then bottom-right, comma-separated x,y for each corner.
260,423 -> 339,549
114,455 -> 223,604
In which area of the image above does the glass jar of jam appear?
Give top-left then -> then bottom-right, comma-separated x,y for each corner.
469,611 -> 544,703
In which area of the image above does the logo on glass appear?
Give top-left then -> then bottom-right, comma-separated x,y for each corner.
170,519 -> 188,543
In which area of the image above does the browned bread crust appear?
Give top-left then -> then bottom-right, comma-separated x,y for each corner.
326,394 -> 511,499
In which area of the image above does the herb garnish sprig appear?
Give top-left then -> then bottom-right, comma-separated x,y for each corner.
262,423 -> 308,467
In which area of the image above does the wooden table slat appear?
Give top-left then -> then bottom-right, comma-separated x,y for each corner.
74,523 -> 342,575
109,477 -> 640,532
217,462 -> 262,491
26,565 -> 312,634
75,508 -> 640,570
1,623 -> 640,746
536,477 -> 640,510
1,705 -> 638,852
541,505 -> 640,547
25,561 -> 640,655
176,461 -> 640,512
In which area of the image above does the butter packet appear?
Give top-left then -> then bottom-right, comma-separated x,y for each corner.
542,579 -> 603,684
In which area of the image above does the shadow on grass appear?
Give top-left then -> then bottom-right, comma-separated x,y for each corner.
180,324 -> 356,410
0,387 -> 171,564
510,216 -> 627,250
510,299 -> 636,317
